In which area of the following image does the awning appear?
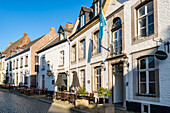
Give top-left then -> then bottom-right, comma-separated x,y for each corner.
71,71 -> 80,89
55,74 -> 66,87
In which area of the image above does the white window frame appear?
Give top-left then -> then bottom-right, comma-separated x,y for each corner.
93,31 -> 101,55
138,56 -> 157,96
80,39 -> 86,59
112,28 -> 122,55
94,67 -> 102,91
80,70 -> 86,88
42,56 -> 45,70
59,50 -> 64,66
137,1 -> 154,38
72,45 -> 76,62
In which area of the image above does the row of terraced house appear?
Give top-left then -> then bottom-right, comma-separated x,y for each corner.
0,0 -> 170,112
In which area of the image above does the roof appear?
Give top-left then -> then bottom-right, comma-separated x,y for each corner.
21,35 -> 45,50
79,6 -> 93,16
2,36 -> 30,54
37,38 -> 67,54
61,25 -> 73,33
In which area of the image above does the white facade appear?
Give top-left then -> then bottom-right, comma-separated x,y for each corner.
0,56 -> 6,84
105,0 -> 170,112
37,38 -> 70,91
5,50 -> 31,87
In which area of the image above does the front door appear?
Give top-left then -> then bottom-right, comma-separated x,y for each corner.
112,63 -> 123,104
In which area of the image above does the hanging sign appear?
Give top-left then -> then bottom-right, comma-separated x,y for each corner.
155,50 -> 168,60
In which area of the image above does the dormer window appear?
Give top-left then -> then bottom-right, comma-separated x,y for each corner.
59,32 -> 64,40
10,50 -> 12,57
93,0 -> 100,17
80,13 -> 86,28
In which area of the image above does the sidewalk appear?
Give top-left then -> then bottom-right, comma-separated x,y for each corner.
0,88 -> 135,113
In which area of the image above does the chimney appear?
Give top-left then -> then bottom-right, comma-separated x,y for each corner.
50,27 -> 55,32
10,42 -> 14,45
66,22 -> 73,28
24,32 -> 28,36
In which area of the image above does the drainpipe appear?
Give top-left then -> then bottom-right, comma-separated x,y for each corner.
66,38 -> 71,90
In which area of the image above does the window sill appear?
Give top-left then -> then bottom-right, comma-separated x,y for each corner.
71,61 -> 77,64
136,93 -> 156,97
132,33 -> 158,45
41,69 -> 45,71
58,64 -> 64,67
92,52 -> 102,58
78,58 -> 86,62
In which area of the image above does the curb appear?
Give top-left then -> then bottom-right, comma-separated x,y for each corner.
39,99 -> 53,104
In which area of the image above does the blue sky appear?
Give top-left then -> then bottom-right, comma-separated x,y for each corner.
0,0 -> 92,51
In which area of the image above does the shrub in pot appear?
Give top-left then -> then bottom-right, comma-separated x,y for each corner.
77,87 -> 88,96
97,87 -> 111,104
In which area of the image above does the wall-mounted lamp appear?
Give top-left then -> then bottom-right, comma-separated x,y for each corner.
47,60 -> 50,65
66,70 -> 70,76
120,56 -> 129,68
100,61 -> 106,71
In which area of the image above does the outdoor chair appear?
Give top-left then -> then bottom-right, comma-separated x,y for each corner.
56,92 -> 61,100
68,94 -> 76,104
88,93 -> 95,104
61,92 -> 68,101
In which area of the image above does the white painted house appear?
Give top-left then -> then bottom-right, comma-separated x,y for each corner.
104,0 -> 170,112
37,23 -> 73,91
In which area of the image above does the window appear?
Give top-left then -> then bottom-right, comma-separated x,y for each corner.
59,32 -> 64,40
79,39 -> 86,60
20,58 -> 23,68
16,59 -> 18,69
80,70 -> 85,87
94,67 -> 101,91
12,73 -> 15,84
80,14 -> 86,28
93,31 -> 101,55
137,1 -> 154,38
20,72 -> 23,84
60,51 -> 64,66
25,56 -> 28,67
112,28 -> 122,55
35,56 -> 39,72
16,73 -> 18,85
13,60 -> 15,69
9,61 -> 12,71
42,56 -> 45,70
24,76 -> 28,84
93,0 -> 100,17
72,45 -> 76,63
138,57 -> 157,95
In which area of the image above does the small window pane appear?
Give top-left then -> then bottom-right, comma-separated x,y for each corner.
149,71 -> 155,81
148,14 -> 154,24
140,72 -> 146,82
140,28 -> 146,37
148,24 -> 154,35
140,83 -> 146,93
140,59 -> 146,69
139,6 -> 145,17
149,83 -> 155,94
147,2 -> 154,13
139,18 -> 146,28
148,57 -> 155,68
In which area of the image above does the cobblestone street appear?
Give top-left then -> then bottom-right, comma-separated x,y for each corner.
0,91 -> 78,113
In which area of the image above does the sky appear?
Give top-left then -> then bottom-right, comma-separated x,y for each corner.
0,0 -> 92,51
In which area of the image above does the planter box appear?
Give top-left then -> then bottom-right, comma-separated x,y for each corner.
97,104 -> 115,113
75,99 -> 89,109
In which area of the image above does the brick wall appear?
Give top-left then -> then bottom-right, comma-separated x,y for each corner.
30,27 -> 57,87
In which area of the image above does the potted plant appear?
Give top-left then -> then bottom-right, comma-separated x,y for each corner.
77,87 -> 88,97
97,87 -> 111,104
75,87 -> 89,109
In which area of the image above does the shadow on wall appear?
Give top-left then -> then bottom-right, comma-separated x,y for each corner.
108,26 -> 170,113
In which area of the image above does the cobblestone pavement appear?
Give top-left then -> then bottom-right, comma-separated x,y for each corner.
0,91 -> 78,113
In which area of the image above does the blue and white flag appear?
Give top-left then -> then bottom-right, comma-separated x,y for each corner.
99,10 -> 106,39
